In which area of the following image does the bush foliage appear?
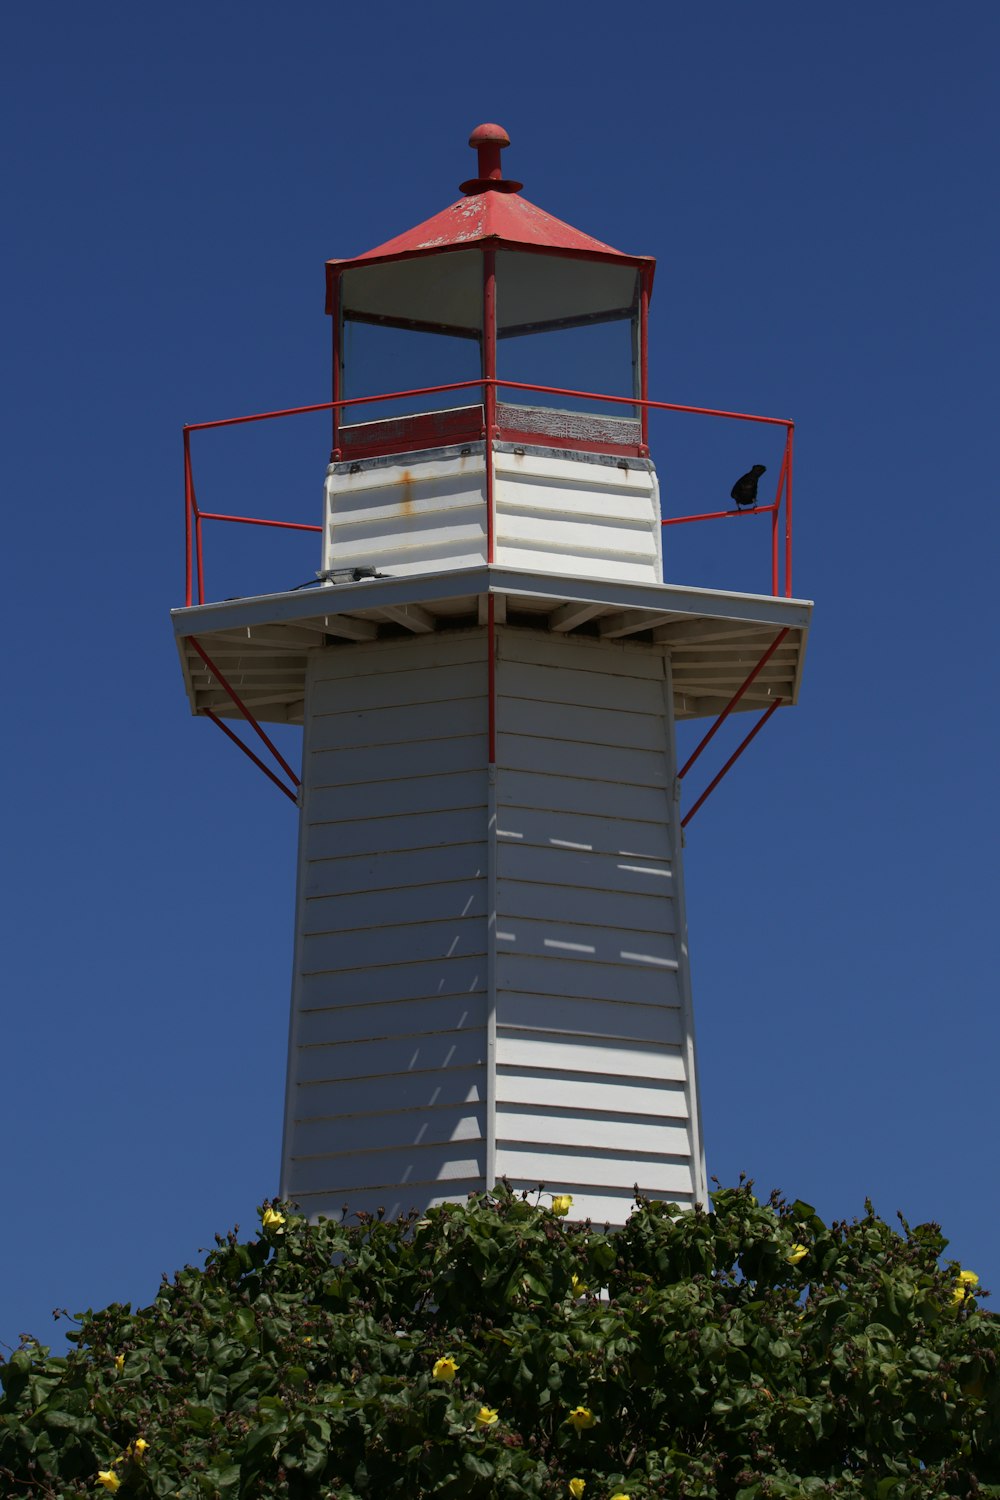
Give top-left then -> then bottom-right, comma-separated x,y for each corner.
2,1183 -> 997,1498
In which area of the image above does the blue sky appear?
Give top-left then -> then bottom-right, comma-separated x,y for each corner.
3,2 -> 998,1351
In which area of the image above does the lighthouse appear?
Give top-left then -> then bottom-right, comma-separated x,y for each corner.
173,125 -> 810,1225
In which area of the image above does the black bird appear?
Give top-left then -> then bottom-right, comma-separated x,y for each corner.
731,464 -> 767,509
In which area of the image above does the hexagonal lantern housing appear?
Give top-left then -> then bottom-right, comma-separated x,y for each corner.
324,123 -> 661,584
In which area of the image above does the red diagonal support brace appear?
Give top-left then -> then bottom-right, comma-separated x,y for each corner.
189,637 -> 301,798
678,627 -> 790,781
681,698 -> 783,828
204,711 -> 298,804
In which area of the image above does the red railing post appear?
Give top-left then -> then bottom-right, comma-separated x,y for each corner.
784,424 -> 794,597
677,628 -> 790,781
183,428 -> 194,608
483,251 -> 498,563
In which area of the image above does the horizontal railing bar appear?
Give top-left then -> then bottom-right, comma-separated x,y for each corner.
184,380 -> 794,434
663,502 -> 779,527
198,511 -> 323,533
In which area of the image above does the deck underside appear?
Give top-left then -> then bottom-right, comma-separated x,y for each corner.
172,564 -> 811,725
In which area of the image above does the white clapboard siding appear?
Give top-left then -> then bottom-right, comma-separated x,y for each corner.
281,623 -> 705,1225
492,630 -> 697,1221
324,448 -> 663,584
284,635 -> 491,1221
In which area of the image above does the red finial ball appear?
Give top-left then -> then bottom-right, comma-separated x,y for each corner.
469,122 -> 509,182
461,122 -> 521,195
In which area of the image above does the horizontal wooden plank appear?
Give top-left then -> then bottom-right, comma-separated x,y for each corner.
309,631 -> 485,682
497,660 -> 664,715
309,660 -> 486,716
497,732 -> 668,790
331,516 -> 487,561
331,486 -> 485,527
498,769 -> 670,824
295,1027 -> 485,1084
309,697 -> 486,752
295,993 -> 486,1048
497,1106 -> 690,1158
304,879 -> 488,936
307,807 -> 486,860
305,842 -> 488,899
495,512 -> 657,559
495,805 -> 673,861
499,694 -> 666,752
289,1179 -> 487,1221
496,916 -> 678,969
293,1105 -> 485,1160
286,1143 -> 486,1196
495,484 -> 655,525
307,769 -> 487,824
498,876 -> 673,935
302,914 -> 486,974
496,1030 -> 687,1078
498,841 -> 673,896
499,626 -> 664,680
498,952 -> 680,1006
496,993 -> 681,1045
496,544 -> 658,583
293,1066 -> 485,1121
488,1186 -> 694,1227
298,955 -> 486,1010
496,1068 -> 688,1119
310,733 -> 486,787
493,1145 -> 693,1195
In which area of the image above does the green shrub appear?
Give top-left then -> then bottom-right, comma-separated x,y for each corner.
2,1182 -> 996,1497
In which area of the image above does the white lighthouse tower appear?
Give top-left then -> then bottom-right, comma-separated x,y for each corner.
173,124 -> 811,1225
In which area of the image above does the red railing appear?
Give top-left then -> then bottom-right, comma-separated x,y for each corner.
182,380 -> 794,607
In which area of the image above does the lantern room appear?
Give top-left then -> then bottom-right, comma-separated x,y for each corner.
323,124 -> 662,584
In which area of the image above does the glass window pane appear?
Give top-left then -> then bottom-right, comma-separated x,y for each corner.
342,319 -> 481,422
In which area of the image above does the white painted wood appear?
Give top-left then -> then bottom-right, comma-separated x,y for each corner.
324,448 -> 664,586
281,622 -> 703,1225
493,1147 -> 695,1196
496,1069 -> 689,1117
497,1108 -> 690,1158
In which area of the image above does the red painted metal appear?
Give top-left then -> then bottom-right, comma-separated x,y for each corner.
330,269 -> 341,458
483,250 -> 498,562
487,592 -> 497,765
639,267 -> 651,454
205,710 -> 299,804
681,698 -> 783,828
189,637 -> 301,788
181,380 -> 795,605
197,511 -> 322,533
677,628 -> 791,781
460,122 -> 522,194
784,426 -> 794,597
663,500 -> 779,527
183,429 -> 194,609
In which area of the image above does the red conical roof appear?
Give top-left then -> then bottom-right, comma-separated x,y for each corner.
328,124 -> 655,277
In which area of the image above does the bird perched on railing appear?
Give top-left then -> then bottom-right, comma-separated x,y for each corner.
731,464 -> 767,509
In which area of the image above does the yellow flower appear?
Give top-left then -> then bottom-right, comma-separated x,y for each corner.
551,1194 -> 573,1217
566,1405 -> 596,1431
953,1269 -> 980,1304
570,1274 -> 587,1297
610,1494 -> 630,1500
127,1437 -> 149,1457
96,1473 -> 122,1494
785,1243 -> 808,1265
113,1354 -> 125,1373
475,1405 -> 499,1428
569,1480 -> 586,1498
432,1355 -> 459,1382
262,1207 -> 286,1231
